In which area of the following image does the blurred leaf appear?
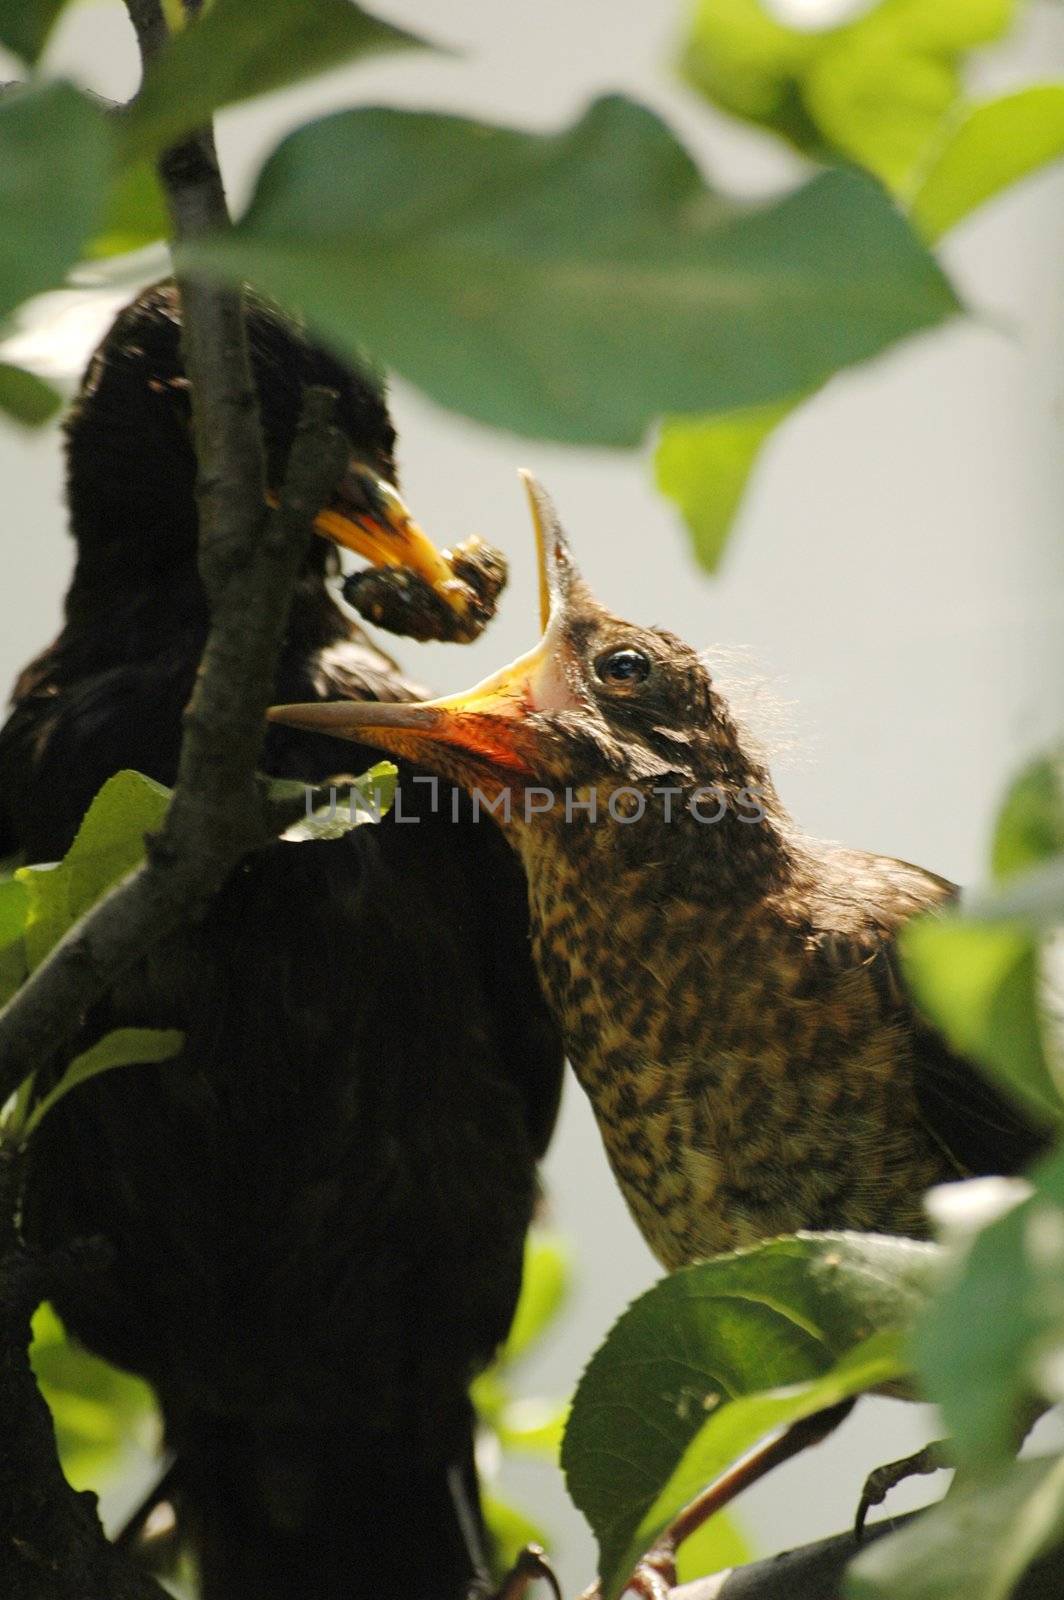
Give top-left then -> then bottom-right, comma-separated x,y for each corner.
30,1302 -> 158,1491
501,1230 -> 572,1367
991,751 -> 1064,883
0,361 -> 63,426
964,855 -> 1064,934
21,1027 -> 183,1140
676,1508 -> 752,1583
0,81 -> 110,324
654,401 -> 792,572
121,0 -> 427,163
901,917 -> 1062,1128
0,876 -> 29,1005
483,1495 -> 550,1572
562,1232 -> 937,1598
17,769 -> 171,968
847,1452 -> 1064,1600
88,159 -> 170,259
679,0 -> 1014,189
0,0 -> 69,64
912,86 -> 1064,243
181,96 -> 958,446
914,1150 -> 1064,1471
496,1398 -> 569,1462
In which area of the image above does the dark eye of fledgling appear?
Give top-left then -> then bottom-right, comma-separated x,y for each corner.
594,647 -> 652,687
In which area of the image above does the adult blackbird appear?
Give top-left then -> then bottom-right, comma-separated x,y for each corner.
271,472 -> 1045,1271
0,292 -> 563,1600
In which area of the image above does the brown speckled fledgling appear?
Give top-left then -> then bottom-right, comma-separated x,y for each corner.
271,474 -> 1044,1271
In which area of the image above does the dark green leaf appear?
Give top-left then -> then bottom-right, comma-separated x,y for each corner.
0,360 -> 62,426
16,769 -> 171,968
901,917 -> 1062,1127
181,96 -> 958,446
991,751 -> 1064,883
914,1151 -> 1064,1471
654,401 -> 793,572
0,81 -> 111,323
0,0 -> 69,64
912,86 -> 1064,243
562,1233 -> 937,1598
121,0 -> 426,164
22,1027 -> 184,1140
847,1453 -> 1064,1600
678,0 -> 1014,190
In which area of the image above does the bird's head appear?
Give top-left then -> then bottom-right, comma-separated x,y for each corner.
269,474 -> 774,845
64,282 -> 501,641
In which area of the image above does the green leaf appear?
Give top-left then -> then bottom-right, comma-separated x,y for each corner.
676,1509 -> 752,1584
654,401 -> 792,572
181,96 -> 958,447
0,361 -> 63,427
280,761 -> 397,840
30,1302 -> 158,1491
901,916 -> 1062,1127
992,751 -> 1064,883
121,0 -> 426,164
21,1027 -> 184,1140
0,81 -> 111,324
911,86 -> 1064,243
914,1150 -> 1064,1471
0,0 -> 70,64
501,1230 -> 572,1367
0,876 -> 29,1005
87,159 -> 170,259
483,1495 -> 551,1573
679,0 -> 1014,190
16,769 -> 172,969
847,1452 -> 1064,1600
562,1232 -> 937,1598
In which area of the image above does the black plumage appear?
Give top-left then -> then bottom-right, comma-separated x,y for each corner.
0,286 -> 563,1600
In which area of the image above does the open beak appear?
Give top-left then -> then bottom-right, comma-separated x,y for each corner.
268,471 -> 582,783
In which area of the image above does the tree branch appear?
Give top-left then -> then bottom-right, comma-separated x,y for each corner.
0,7 -> 348,1107
671,1513 -> 1064,1600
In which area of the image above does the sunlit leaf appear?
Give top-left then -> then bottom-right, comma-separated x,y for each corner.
911,86 -> 1064,243
679,0 -> 1014,189
0,0 -> 70,64
0,81 -> 110,324
654,401 -> 793,572
991,750 -> 1064,884
676,1508 -> 752,1583
483,1495 -> 550,1573
914,1150 -> 1064,1471
0,876 -> 29,1005
847,1452 -> 1064,1600
901,917 -> 1062,1128
16,769 -> 171,968
562,1232 -> 937,1599
501,1230 -> 572,1367
181,96 -> 957,446
30,1302 -> 158,1492
121,0 -> 427,163
21,1026 -> 184,1140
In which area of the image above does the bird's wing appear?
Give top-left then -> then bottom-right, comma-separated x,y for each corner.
811,851 -> 1048,1179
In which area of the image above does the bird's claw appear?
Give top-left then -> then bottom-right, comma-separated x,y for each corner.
486,1543 -> 563,1600
855,1440 -> 950,1537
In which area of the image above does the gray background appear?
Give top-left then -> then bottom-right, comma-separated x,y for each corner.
2,0 -> 1063,1586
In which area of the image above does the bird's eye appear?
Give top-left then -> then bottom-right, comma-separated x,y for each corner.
595,647 -> 651,687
